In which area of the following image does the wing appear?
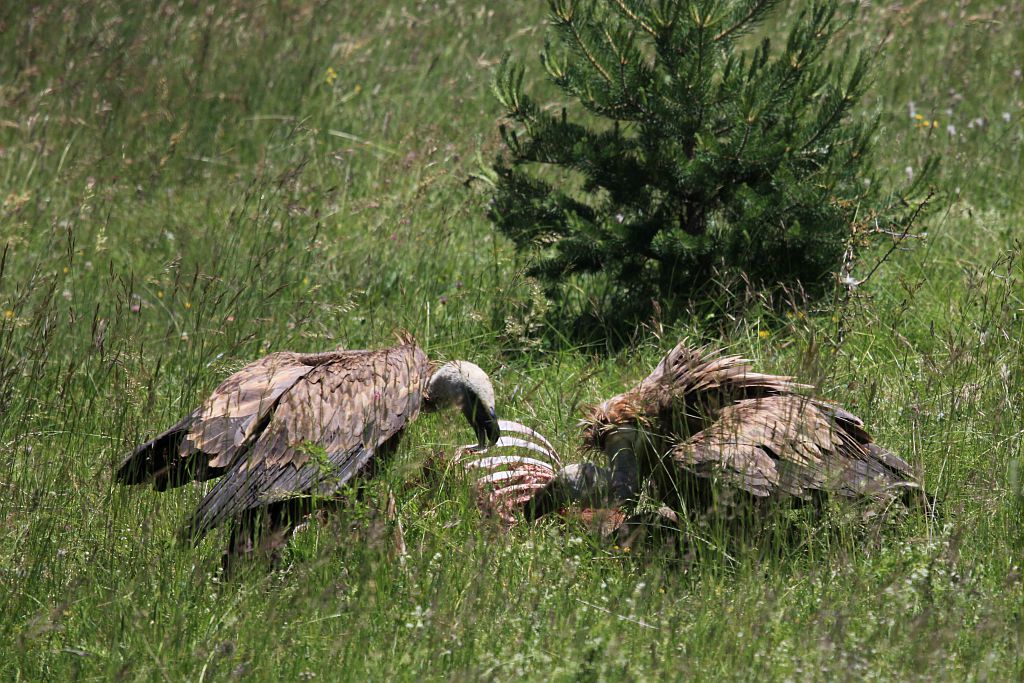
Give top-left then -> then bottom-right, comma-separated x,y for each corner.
184,343 -> 429,538
582,343 -> 808,450
641,342 -> 808,419
115,351 -> 322,490
671,395 -> 915,501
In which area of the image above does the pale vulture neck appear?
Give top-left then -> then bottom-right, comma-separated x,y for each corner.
424,362 -> 479,410
605,427 -> 640,505
423,361 -> 499,448
419,360 -> 491,409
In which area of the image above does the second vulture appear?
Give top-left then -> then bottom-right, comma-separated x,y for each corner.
115,334 -> 499,568
526,341 -> 928,522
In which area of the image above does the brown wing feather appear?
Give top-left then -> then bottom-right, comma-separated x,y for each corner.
641,342 -> 808,416
184,343 -> 429,538
114,409 -> 203,487
189,352 -> 323,466
672,395 -> 913,501
582,343 -> 807,449
115,351 -> 326,489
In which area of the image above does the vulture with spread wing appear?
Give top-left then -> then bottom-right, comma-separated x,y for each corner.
116,335 -> 499,568
524,341 -> 928,523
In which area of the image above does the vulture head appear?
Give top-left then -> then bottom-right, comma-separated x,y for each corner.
424,361 -> 500,448
522,461 -> 612,521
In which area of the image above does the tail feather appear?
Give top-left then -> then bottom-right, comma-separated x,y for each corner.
115,410 -> 202,489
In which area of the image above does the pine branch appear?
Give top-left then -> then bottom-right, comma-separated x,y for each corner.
552,4 -> 614,83
715,0 -> 777,43
609,0 -> 658,38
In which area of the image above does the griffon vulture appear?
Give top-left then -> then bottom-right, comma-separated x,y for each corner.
115,335 -> 499,568
523,341 -> 928,522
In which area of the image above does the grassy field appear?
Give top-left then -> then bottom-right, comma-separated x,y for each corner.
1,0 -> 1021,679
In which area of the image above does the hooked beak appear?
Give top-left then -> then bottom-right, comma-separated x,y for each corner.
464,396 -> 500,448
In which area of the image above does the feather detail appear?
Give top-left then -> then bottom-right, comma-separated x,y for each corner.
587,341 -> 924,507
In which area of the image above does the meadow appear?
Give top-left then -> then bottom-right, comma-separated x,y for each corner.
0,1 -> 1021,679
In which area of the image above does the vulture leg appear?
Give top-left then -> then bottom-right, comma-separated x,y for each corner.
221,428 -> 413,576
616,506 -> 683,553
223,510 -> 257,577
222,502 -> 306,576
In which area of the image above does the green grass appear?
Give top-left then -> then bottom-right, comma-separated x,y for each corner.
1,0 -> 1021,679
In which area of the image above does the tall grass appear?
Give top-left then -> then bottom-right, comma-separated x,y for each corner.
1,0 -> 1021,679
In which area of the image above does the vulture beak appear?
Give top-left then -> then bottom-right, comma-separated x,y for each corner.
425,360 -> 500,449
464,396 -> 500,448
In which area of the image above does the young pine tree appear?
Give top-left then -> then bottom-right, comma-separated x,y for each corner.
489,0 -> 923,325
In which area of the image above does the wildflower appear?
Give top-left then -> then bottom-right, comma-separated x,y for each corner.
62,266 -> 70,274
324,66 -> 338,86
930,120 -> 938,129
157,291 -> 164,299
946,124 -> 956,136
905,166 -> 914,180
3,310 -> 13,319
1002,112 -> 1012,123
913,113 -> 924,121
184,301 -> 192,309
758,329 -> 769,339
3,191 -> 30,211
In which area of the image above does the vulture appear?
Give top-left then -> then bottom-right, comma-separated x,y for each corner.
115,335 -> 499,568
524,341 -> 929,524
